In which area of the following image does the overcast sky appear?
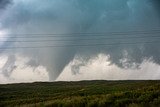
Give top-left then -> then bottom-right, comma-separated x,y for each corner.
0,0 -> 160,84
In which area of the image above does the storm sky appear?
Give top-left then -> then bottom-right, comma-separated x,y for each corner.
0,0 -> 160,83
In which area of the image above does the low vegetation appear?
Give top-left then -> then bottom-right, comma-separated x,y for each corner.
0,80 -> 160,107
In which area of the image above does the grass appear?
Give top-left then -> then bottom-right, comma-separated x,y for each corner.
0,80 -> 160,107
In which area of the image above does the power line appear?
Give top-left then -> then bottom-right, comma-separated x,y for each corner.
0,41 -> 160,50
0,35 -> 160,43
0,30 -> 159,50
5,29 -> 160,35
1,30 -> 160,38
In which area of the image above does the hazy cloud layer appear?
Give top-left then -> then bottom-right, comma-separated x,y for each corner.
0,55 -> 49,84
57,54 -> 160,81
0,0 -> 160,83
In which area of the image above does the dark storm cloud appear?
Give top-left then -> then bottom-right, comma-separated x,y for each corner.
0,0 -> 160,80
152,0 -> 160,15
0,0 -> 12,9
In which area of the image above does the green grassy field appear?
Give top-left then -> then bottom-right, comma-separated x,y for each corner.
0,80 -> 160,107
